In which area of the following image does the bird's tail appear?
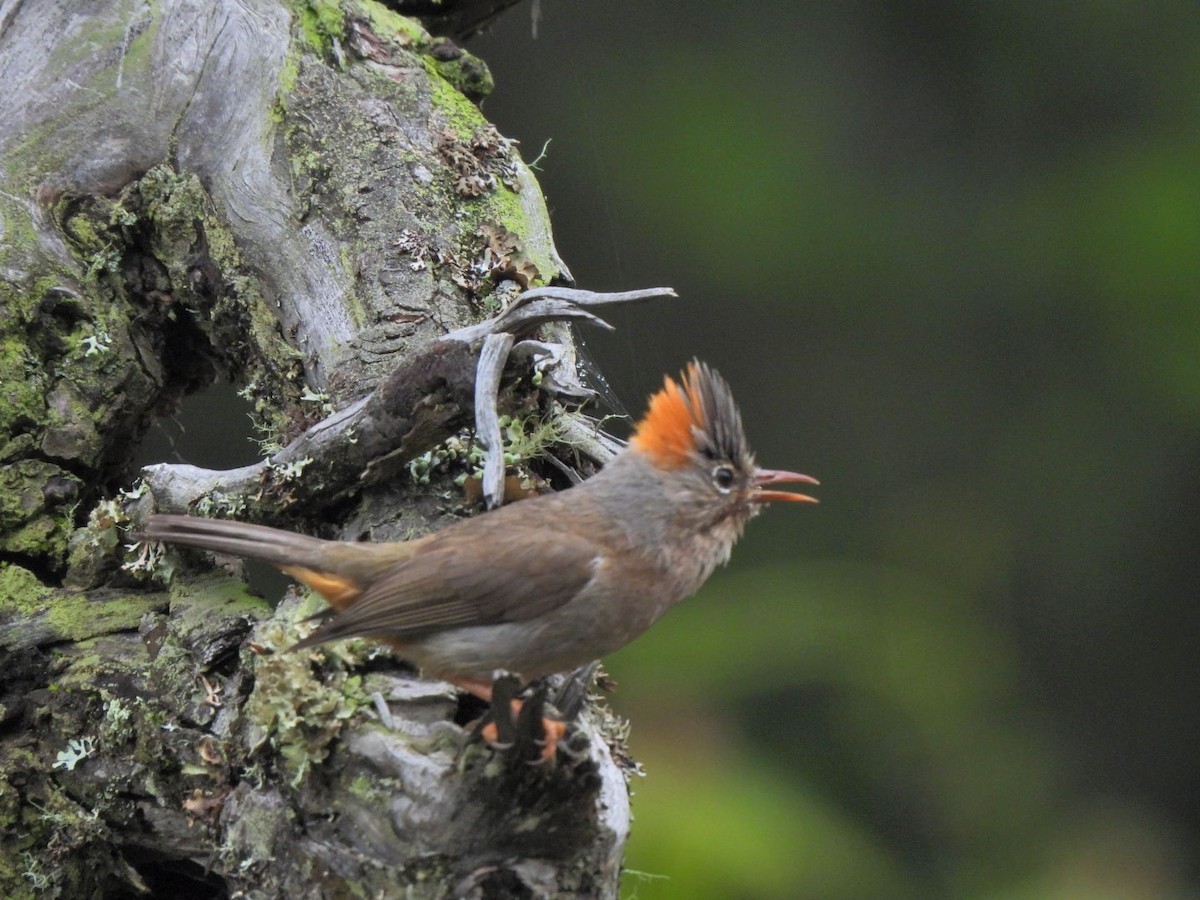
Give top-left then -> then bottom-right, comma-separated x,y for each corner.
137,514 -> 332,570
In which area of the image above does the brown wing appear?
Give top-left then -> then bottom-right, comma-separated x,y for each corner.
290,523 -> 602,649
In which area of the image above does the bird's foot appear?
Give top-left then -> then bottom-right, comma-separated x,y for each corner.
459,674 -> 566,764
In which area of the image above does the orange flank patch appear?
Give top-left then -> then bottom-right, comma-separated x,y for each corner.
279,565 -> 362,610
630,364 -> 706,468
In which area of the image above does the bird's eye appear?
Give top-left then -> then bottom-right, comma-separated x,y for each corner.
711,465 -> 737,492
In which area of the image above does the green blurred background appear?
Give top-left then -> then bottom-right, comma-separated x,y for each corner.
466,3 -> 1200,898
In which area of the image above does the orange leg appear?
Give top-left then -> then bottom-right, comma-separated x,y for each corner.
448,676 -> 566,763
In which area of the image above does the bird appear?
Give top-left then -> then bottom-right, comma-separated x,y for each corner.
139,360 -> 818,755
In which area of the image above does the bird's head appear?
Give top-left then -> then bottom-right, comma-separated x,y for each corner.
628,360 -> 818,533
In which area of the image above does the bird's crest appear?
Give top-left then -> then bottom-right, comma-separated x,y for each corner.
630,361 -> 750,469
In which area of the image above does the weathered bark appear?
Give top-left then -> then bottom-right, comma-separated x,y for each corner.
0,2 -> 646,896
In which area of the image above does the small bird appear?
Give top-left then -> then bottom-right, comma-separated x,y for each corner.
141,361 -> 817,752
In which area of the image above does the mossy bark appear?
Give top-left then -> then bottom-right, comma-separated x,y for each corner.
0,1 -> 629,897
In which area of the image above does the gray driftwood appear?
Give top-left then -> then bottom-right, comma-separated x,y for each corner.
0,1 -> 660,896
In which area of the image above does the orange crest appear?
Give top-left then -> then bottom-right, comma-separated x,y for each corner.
630,363 -> 709,468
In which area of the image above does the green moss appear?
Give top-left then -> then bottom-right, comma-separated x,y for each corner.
0,745 -> 49,897
272,55 -> 301,122
0,274 -> 52,330
4,118 -> 66,202
138,165 -> 210,262
9,782 -> 112,894
133,164 -> 301,430
49,650 -> 108,693
48,592 -> 165,645
0,563 -> 56,616
0,562 -> 167,647
0,858 -> 37,899
412,59 -> 558,285
57,192 -> 142,282
312,0 -> 347,37
429,54 -> 493,103
116,6 -> 158,77
355,0 -> 491,99
425,59 -> 490,137
2,514 -> 62,560
296,0 -> 348,55
357,0 -> 429,45
61,208 -> 106,255
167,572 -> 272,632
39,378 -> 101,467
345,773 -> 375,801
480,194 -> 555,287
0,188 -> 38,261
0,460 -> 80,558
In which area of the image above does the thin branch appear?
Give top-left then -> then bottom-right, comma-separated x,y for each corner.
445,286 -> 677,346
142,286 -> 676,517
475,332 -> 515,508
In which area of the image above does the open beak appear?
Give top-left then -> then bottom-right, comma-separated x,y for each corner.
752,468 -> 820,504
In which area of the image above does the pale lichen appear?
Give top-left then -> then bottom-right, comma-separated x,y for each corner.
242,613 -> 372,786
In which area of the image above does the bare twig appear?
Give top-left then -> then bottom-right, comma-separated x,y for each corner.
475,332 -> 515,508
444,286 -> 676,346
141,286 -> 676,517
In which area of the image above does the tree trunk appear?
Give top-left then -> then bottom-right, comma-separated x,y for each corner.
0,1 -> 641,896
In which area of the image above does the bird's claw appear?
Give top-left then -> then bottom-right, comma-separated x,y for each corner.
471,675 -> 566,764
